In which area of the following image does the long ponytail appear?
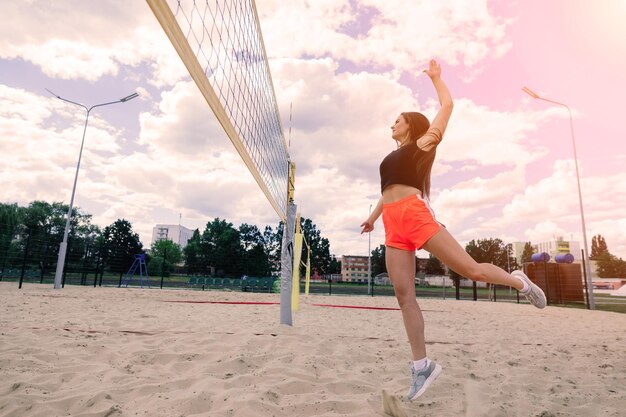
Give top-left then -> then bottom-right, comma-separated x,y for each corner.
401,112 -> 430,141
401,112 -> 436,198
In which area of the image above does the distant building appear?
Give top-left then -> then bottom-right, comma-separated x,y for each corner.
512,239 -> 581,264
342,256 -> 432,284
151,224 -> 194,249
534,237 -> 581,262
341,255 -> 370,283
374,273 -> 391,286
511,242 -> 527,265
321,273 -> 342,282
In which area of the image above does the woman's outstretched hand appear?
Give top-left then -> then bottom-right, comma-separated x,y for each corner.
360,219 -> 374,234
423,59 -> 441,80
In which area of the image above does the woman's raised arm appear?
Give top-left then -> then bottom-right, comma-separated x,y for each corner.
417,60 -> 453,151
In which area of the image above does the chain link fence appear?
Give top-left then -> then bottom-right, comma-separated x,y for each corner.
0,225 -> 551,308
0,231 -> 524,305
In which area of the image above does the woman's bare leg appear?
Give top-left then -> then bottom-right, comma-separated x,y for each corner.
422,227 -> 524,290
386,246 -> 426,360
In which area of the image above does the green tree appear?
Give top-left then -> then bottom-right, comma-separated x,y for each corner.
68,211 -> 100,282
201,218 -> 242,277
247,243 -> 272,277
20,201 -> 65,275
183,229 -> 202,275
150,239 -> 182,277
71,222 -> 101,284
504,243 -> 519,272
521,242 -> 534,263
263,225 -> 281,275
370,244 -> 387,277
425,254 -> 445,275
273,218 -> 333,276
102,219 -> 144,274
0,203 -> 23,273
18,201 -> 95,279
239,223 -> 271,276
448,266 -> 462,291
328,254 -> 341,274
239,223 -> 263,252
591,234 -> 609,260
465,238 -> 509,270
596,251 -> 626,278
92,233 -> 108,283
151,239 -> 183,263
299,217 -> 332,275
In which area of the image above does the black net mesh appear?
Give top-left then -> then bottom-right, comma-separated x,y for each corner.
170,0 -> 288,216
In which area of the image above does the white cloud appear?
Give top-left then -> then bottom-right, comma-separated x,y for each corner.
502,160 -> 581,222
0,86 -> 124,206
294,166 -> 386,257
462,159 -> 626,257
18,39 -> 121,82
2,1 -> 625,262
138,81 -> 232,156
265,57 -> 562,255
430,165 -> 527,239
437,98 -> 555,167
258,0 -> 512,78
523,220 -> 568,244
271,57 -> 418,178
0,81 -> 276,244
0,1 -> 186,86
262,57 -> 566,254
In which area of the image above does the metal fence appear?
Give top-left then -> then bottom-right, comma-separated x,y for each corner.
0,231 -> 587,308
0,230 -> 144,289
2,264 -> 528,305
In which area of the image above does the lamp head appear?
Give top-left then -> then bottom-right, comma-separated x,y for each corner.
522,86 -> 540,99
45,88 -> 61,99
120,92 -> 139,102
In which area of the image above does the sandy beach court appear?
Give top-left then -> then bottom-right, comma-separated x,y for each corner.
1,282 -> 624,417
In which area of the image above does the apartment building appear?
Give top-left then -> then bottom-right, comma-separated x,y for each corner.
341,255 -> 370,283
151,224 -> 194,249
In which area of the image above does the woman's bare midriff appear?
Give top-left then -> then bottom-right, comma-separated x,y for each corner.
382,184 -> 423,204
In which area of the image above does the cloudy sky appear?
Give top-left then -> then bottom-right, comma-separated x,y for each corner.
1,0 -> 625,261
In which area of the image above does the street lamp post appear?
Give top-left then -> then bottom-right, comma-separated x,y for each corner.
506,243 -> 511,273
507,243 -> 512,296
522,86 -> 595,309
47,89 -> 139,289
368,204 -> 372,295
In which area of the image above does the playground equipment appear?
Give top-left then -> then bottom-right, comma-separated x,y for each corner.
119,253 -> 150,288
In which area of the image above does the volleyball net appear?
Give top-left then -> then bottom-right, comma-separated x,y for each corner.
146,0 -> 304,324
146,0 -> 289,220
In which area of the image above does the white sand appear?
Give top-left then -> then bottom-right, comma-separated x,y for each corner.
1,282 -> 624,417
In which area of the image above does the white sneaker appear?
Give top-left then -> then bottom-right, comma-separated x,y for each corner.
512,270 -> 547,309
407,359 -> 442,400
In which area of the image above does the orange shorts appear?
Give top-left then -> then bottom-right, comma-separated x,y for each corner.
382,194 -> 444,251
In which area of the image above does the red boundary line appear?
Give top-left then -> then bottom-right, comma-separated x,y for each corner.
160,300 -> 400,311
311,303 -> 400,311
161,300 -> 279,305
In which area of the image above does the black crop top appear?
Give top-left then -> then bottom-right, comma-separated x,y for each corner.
379,141 -> 436,194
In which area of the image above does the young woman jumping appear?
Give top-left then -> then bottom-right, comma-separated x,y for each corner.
360,59 -> 546,401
